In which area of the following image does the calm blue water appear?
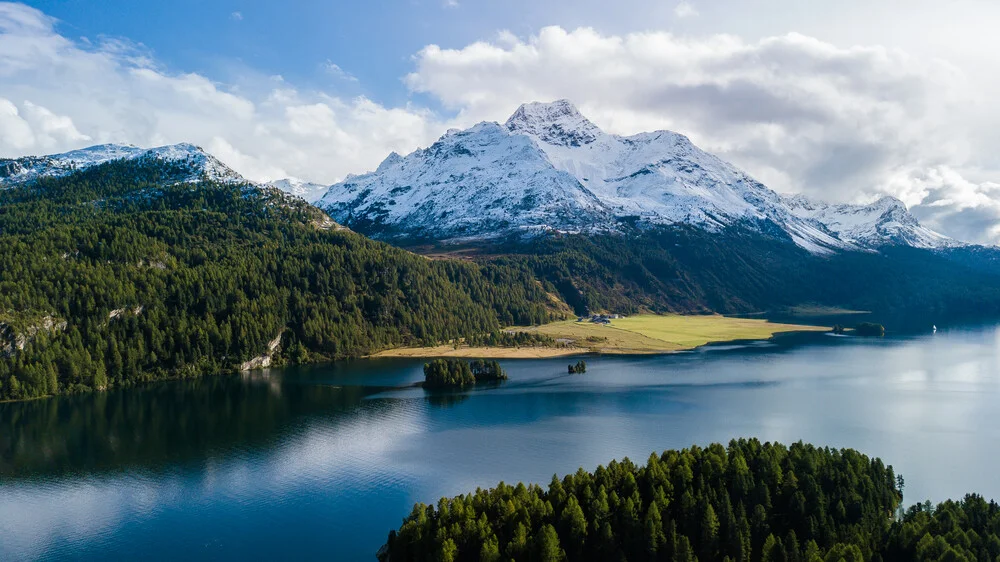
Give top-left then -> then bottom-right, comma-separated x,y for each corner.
2,326 -> 1000,560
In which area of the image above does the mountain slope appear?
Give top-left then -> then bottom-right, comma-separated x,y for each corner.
319,122 -> 613,241
317,100 -> 955,253
0,157 -> 556,402
783,194 -> 959,249
0,143 -> 245,186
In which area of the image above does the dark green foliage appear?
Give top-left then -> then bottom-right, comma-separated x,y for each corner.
380,439 -> 903,561
854,323 -> 886,337
568,360 -> 587,374
464,330 -> 557,348
424,359 -> 507,388
884,494 -> 1000,561
469,359 -> 507,382
0,160 -> 554,401
423,359 -> 475,388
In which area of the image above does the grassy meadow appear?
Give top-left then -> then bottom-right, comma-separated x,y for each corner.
375,314 -> 828,358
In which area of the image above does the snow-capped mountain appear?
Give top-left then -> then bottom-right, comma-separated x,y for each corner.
0,143 -> 246,186
783,194 -> 959,249
319,121 -> 613,240
264,178 -> 329,203
317,100 -> 955,253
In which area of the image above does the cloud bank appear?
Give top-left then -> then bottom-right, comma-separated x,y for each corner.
1,3 -> 999,243
0,2 -> 441,184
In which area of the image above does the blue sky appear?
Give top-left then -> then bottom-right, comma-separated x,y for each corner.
4,1 -> 1000,243
29,0 -> 947,110
22,0 -> 664,109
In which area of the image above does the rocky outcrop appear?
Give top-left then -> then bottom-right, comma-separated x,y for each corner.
240,333 -> 284,371
0,315 -> 68,357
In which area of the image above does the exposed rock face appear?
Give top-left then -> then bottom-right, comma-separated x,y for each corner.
0,315 -> 68,357
240,334 -> 284,371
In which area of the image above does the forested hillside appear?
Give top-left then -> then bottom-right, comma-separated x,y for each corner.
381,439 -> 1000,562
479,227 -> 1000,318
0,160 -> 557,401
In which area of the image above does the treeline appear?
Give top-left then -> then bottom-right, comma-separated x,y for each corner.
381,439 -> 904,561
0,160 -> 558,401
464,331 -> 558,348
888,495 -> 1000,560
382,439 -> 1000,561
423,359 -> 507,388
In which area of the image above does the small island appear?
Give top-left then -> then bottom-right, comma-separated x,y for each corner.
854,322 -> 886,336
567,360 -> 587,374
834,322 -> 886,336
423,358 -> 508,389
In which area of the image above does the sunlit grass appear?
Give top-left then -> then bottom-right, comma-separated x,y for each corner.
375,314 -> 829,358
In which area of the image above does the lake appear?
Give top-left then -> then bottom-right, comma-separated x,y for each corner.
2,324 -> 1000,560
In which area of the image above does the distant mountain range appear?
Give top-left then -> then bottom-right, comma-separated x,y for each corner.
0,101 -> 964,254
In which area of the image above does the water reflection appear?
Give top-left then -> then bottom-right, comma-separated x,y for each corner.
0,372 -> 381,478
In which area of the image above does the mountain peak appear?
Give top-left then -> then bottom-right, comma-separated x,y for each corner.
868,195 -> 907,212
505,99 -> 602,147
507,99 -> 583,122
376,151 -> 404,172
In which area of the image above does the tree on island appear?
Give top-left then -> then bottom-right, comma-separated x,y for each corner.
854,322 -> 886,337
424,358 -> 507,388
469,359 -> 507,382
568,360 -> 587,374
423,359 -> 475,388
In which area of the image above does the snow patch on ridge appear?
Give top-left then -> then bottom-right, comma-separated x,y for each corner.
265,177 -> 329,203
0,143 -> 246,186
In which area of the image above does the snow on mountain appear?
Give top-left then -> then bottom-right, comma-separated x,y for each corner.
0,143 -> 246,186
318,99 -> 953,252
264,178 -> 329,203
783,194 -> 960,249
318,121 -> 613,240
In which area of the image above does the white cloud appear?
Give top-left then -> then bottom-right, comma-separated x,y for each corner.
230,11 -> 243,21
898,167 -> 1000,245
406,25 -> 1000,243
322,60 -> 358,82
0,98 -> 34,149
674,2 -> 698,18
0,3 -> 441,184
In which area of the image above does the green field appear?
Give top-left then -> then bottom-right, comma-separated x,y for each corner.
518,314 -> 828,354
376,314 -> 830,358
